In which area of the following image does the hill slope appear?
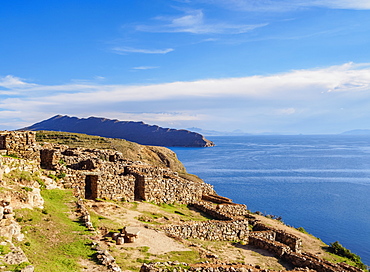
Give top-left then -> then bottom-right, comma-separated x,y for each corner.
34,130 -> 187,174
22,115 -> 214,147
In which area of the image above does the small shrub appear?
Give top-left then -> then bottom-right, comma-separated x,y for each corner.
37,179 -> 46,189
47,173 -> 58,181
22,187 -> 33,192
0,244 -> 11,255
57,172 -> 66,179
296,227 -> 308,234
58,159 -> 66,165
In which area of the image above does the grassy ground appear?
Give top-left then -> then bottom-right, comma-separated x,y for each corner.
14,189 -> 97,272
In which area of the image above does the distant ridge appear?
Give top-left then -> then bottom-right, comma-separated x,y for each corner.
341,129 -> 370,135
21,115 -> 215,147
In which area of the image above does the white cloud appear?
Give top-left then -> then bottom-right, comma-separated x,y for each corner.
207,0 -> 370,11
3,62 -> 370,104
136,9 -> 268,34
278,108 -> 296,115
111,47 -> 174,54
300,0 -> 370,10
98,112 -> 205,123
132,66 -> 159,70
0,75 -> 37,89
2,62 -> 370,132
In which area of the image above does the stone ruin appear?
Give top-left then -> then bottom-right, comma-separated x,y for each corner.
0,131 -> 215,204
0,131 -> 366,272
39,143 -> 215,204
0,131 -> 40,160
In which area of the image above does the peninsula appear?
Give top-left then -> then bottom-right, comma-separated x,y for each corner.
22,115 -> 215,147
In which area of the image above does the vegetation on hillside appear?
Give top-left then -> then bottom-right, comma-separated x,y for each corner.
14,189 -> 96,272
327,241 -> 368,271
35,130 -> 186,173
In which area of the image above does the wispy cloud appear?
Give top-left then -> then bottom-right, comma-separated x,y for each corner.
207,0 -> 370,11
111,47 -> 174,54
132,66 -> 159,70
0,75 -> 37,89
136,9 -> 268,34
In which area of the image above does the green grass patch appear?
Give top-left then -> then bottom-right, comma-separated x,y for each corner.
0,244 -> 11,255
151,202 -> 210,221
2,153 -> 21,159
296,227 -> 309,234
14,189 -> 96,272
3,261 -> 32,272
3,169 -> 43,186
89,209 -> 122,231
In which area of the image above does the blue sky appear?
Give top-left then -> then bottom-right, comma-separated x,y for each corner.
1,0 -> 370,134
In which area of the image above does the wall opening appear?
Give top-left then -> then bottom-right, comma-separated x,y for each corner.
0,135 -> 6,150
134,175 -> 145,201
85,175 -> 98,199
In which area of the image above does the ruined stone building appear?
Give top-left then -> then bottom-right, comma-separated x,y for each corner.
0,131 -> 215,204
0,131 -> 365,272
0,131 -> 40,160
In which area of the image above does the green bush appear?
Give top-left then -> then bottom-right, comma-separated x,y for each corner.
328,241 -> 367,271
22,187 -> 33,192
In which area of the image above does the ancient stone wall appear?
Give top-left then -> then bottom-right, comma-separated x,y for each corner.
247,236 -> 363,272
249,236 -> 291,258
252,222 -> 302,253
126,166 -> 215,204
39,146 -> 215,204
249,230 -> 276,241
191,201 -> 234,220
0,131 -> 40,161
163,219 -> 249,241
190,200 -> 248,220
140,262 -> 318,272
283,252 -> 364,272
0,156 -> 40,181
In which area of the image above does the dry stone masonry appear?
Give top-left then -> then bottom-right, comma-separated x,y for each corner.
140,262 -> 318,272
0,131 -> 366,272
163,219 -> 249,241
0,131 -> 40,160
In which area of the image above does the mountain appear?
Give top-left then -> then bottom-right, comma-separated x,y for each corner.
21,115 -> 215,147
341,129 -> 370,135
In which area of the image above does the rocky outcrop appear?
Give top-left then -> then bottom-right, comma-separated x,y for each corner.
22,115 -> 215,147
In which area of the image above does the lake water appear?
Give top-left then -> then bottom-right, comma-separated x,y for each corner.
170,135 -> 370,266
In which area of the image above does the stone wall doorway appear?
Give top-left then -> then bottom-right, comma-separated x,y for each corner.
85,175 -> 98,199
0,135 -> 6,150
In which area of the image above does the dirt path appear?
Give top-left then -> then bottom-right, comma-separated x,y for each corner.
87,201 -> 190,254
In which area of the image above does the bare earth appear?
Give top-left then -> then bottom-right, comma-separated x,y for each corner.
85,201 -> 331,271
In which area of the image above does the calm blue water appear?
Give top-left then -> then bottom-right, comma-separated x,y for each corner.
170,135 -> 370,266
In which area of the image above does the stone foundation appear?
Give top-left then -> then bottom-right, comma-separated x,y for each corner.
163,219 -> 249,241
